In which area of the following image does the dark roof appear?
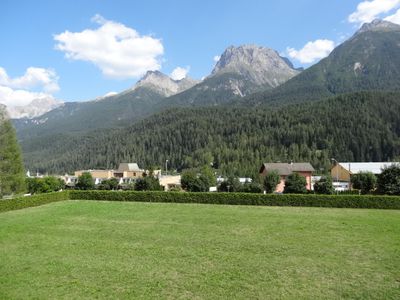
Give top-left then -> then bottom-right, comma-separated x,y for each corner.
260,163 -> 315,176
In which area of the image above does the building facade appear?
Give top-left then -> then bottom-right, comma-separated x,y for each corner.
259,162 -> 315,193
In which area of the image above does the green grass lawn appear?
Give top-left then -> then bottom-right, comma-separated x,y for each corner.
1,201 -> 399,299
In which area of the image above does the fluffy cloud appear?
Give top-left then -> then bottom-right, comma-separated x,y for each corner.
0,67 -> 58,108
286,39 -> 335,64
385,8 -> 400,23
0,86 -> 52,108
0,67 -> 59,93
348,0 -> 400,24
54,14 -> 164,79
170,66 -> 190,80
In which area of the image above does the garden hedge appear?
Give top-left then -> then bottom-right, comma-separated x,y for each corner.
0,191 -> 70,213
69,190 -> 400,209
2,190 -> 400,213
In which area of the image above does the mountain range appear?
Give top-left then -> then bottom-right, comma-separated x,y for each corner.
246,19 -> 400,106
11,19 -> 400,174
14,43 -> 300,140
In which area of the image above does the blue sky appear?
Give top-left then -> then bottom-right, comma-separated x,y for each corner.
1,0 -> 400,105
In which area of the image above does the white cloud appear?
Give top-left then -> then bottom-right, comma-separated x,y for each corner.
348,0 -> 400,24
286,39 -> 335,64
54,14 -> 164,79
170,66 -> 190,80
0,67 -> 59,93
213,55 -> 221,63
385,8 -> 400,23
0,86 -> 52,108
0,67 -> 58,108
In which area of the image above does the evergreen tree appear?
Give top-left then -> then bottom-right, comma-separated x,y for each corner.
0,108 -> 25,197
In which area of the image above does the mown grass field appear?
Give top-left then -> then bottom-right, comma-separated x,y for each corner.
1,200 -> 399,299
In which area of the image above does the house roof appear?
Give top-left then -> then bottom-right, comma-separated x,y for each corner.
338,162 -> 400,174
260,163 -> 315,176
117,163 -> 143,172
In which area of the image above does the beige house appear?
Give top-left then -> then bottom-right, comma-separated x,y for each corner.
114,163 -> 145,179
259,162 -> 315,193
74,169 -> 114,179
159,175 -> 181,191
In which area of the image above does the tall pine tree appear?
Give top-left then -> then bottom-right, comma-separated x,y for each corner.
0,105 -> 26,196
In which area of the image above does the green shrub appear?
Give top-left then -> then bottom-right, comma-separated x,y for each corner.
135,177 -> 163,191
76,172 -> 95,190
263,171 -> 280,193
314,176 -> 334,195
0,191 -> 70,213
26,176 -> 65,194
377,164 -> 400,195
284,173 -> 307,194
69,190 -> 400,209
351,172 -> 377,194
217,177 -> 242,192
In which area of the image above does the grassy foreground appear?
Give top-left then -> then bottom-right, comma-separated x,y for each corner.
0,201 -> 399,299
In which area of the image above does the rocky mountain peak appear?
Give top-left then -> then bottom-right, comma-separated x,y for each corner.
356,19 -> 400,35
211,44 -> 300,88
134,70 -> 199,97
6,97 -> 64,119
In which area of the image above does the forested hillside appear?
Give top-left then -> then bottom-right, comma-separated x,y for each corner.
22,91 -> 400,177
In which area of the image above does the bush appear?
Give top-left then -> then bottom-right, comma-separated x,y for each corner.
263,171 -> 280,193
97,178 -> 119,190
377,164 -> 400,195
240,181 -> 263,193
314,176 -> 334,195
351,172 -> 377,194
76,172 -> 95,190
217,176 -> 242,192
135,177 -> 163,191
69,190 -> 400,210
26,176 -> 64,194
284,173 -> 307,194
181,170 -> 208,192
0,191 -> 70,213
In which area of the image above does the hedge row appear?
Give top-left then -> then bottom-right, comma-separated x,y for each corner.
70,190 -> 400,209
0,191 -> 70,213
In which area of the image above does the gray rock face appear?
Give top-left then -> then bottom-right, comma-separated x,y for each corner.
133,71 -> 199,97
7,97 -> 63,119
211,44 -> 300,88
356,19 -> 400,35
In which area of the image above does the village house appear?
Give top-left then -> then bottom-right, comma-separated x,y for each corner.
259,162 -> 315,193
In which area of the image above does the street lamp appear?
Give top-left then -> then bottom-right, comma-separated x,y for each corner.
165,159 -> 168,176
331,158 -> 339,195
